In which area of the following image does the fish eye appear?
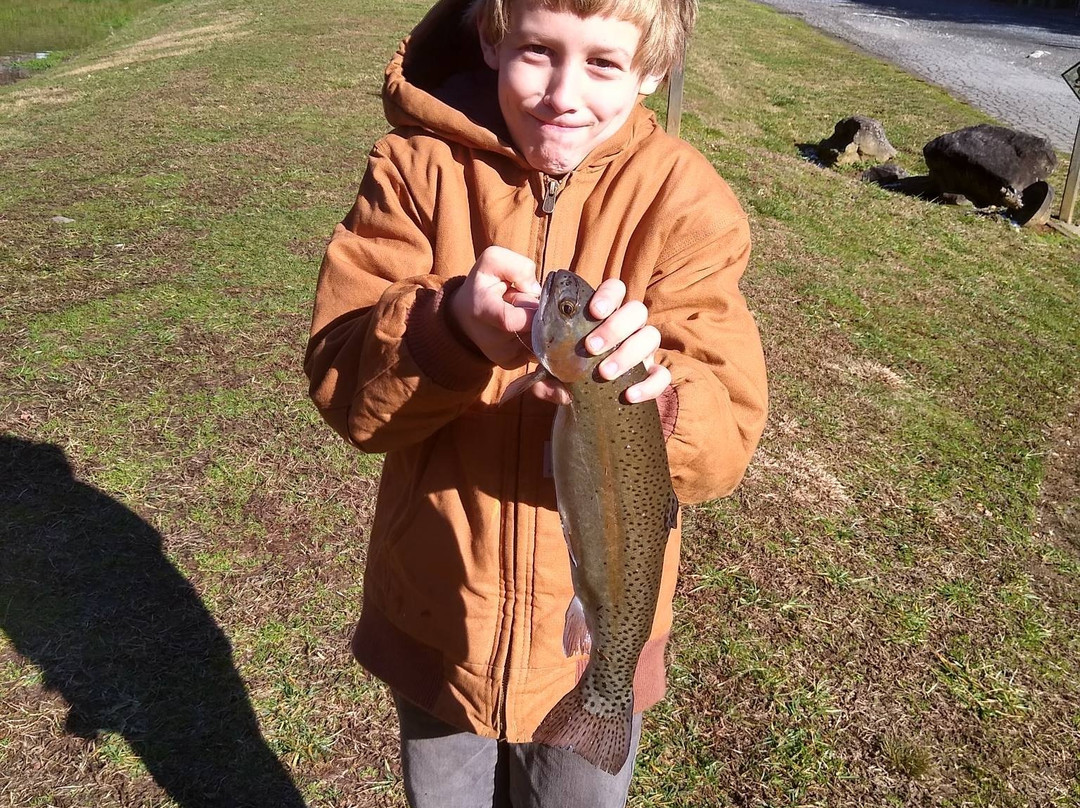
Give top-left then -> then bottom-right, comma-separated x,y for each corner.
559,300 -> 577,317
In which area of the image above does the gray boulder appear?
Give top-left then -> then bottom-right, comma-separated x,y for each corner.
819,116 -> 898,166
922,124 -> 1057,210
859,164 -> 910,186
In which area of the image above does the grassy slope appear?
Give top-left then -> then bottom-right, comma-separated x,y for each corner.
1,0 -> 1078,805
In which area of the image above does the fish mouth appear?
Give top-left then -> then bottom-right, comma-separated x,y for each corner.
532,271 -> 559,363
537,270 -> 565,314
532,270 -> 601,384
534,270 -> 581,372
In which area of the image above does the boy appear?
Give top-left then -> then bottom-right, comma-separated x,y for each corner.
304,0 -> 768,805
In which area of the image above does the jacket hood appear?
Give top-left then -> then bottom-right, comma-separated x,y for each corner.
382,0 -> 656,173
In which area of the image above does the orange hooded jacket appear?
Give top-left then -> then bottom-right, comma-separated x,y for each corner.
305,0 -> 768,743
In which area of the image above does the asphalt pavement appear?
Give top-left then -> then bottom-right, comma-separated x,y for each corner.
750,0 -> 1080,151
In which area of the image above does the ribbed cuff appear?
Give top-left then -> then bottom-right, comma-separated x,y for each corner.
404,276 -> 493,392
437,277 -> 486,359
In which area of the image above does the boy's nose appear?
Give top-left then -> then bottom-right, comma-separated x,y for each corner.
544,67 -> 582,114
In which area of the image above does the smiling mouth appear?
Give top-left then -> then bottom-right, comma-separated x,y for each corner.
534,115 -> 588,130
536,124 -> 590,142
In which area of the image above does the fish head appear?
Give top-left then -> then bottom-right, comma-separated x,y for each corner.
533,270 -> 602,384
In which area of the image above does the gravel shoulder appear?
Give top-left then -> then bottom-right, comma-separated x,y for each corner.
750,0 -> 1080,150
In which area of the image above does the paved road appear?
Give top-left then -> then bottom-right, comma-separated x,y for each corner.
751,0 -> 1080,151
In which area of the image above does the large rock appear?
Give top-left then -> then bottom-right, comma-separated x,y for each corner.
818,116 -> 898,166
859,164 -> 910,185
922,124 -> 1057,209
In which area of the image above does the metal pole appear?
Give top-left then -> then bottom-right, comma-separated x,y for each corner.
1060,119 -> 1080,225
665,58 -> 686,139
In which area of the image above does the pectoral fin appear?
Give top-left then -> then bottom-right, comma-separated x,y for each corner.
499,367 -> 552,405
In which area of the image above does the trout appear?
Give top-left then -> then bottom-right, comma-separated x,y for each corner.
504,269 -> 679,775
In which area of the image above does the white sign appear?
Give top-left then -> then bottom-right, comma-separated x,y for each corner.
1064,60 -> 1080,103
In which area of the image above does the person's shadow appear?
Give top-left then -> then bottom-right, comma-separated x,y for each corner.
0,436 -> 307,807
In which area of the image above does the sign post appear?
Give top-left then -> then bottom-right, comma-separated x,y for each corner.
666,50 -> 686,139
1062,125 -> 1080,225
1059,60 -> 1080,225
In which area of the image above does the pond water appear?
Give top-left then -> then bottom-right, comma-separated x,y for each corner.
1,52 -> 51,85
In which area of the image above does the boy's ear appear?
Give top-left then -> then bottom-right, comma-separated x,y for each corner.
477,19 -> 500,69
638,75 -> 663,95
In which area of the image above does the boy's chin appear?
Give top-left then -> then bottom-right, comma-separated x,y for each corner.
525,148 -> 585,177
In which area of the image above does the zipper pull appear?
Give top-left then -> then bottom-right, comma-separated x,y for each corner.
542,177 -> 559,215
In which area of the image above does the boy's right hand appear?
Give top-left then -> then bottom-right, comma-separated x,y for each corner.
449,246 -> 542,369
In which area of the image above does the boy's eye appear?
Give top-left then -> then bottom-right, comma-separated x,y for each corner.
590,58 -> 619,71
524,44 -> 550,56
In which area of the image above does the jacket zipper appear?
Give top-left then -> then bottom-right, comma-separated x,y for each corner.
497,172 -> 564,737
538,174 -> 563,283
542,175 -> 559,215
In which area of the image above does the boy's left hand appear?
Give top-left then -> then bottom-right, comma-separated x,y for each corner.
529,279 -> 672,406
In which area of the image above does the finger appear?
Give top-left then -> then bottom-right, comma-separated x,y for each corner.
585,300 -> 648,355
477,246 -> 541,296
529,378 -> 572,406
624,362 -> 672,404
588,278 -> 627,320
596,324 -> 661,380
504,291 -> 539,309
499,300 -> 533,334
508,303 -> 537,339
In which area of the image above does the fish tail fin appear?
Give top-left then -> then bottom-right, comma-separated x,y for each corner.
532,686 -> 634,775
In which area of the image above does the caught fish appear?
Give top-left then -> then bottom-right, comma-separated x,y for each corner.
503,269 -> 679,775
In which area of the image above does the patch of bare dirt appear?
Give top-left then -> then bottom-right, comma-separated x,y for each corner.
746,446 -> 854,513
0,86 -> 80,113
290,234 -> 332,262
826,358 -> 908,390
55,14 -> 253,79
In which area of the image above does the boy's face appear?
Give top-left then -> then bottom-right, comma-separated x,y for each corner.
480,1 -> 661,176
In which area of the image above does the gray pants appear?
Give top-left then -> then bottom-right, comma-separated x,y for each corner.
393,693 -> 642,808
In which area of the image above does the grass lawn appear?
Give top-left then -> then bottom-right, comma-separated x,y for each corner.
1,0 -> 1078,805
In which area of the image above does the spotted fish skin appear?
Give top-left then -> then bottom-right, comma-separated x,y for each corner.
526,270 -> 679,775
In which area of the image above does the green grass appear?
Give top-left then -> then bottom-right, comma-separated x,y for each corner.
1,0 -> 1079,805
0,0 -> 173,54
9,51 -> 68,73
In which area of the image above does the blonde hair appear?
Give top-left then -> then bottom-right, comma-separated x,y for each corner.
469,0 -> 697,78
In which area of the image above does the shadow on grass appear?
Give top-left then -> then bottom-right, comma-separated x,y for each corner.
0,436 -> 307,808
